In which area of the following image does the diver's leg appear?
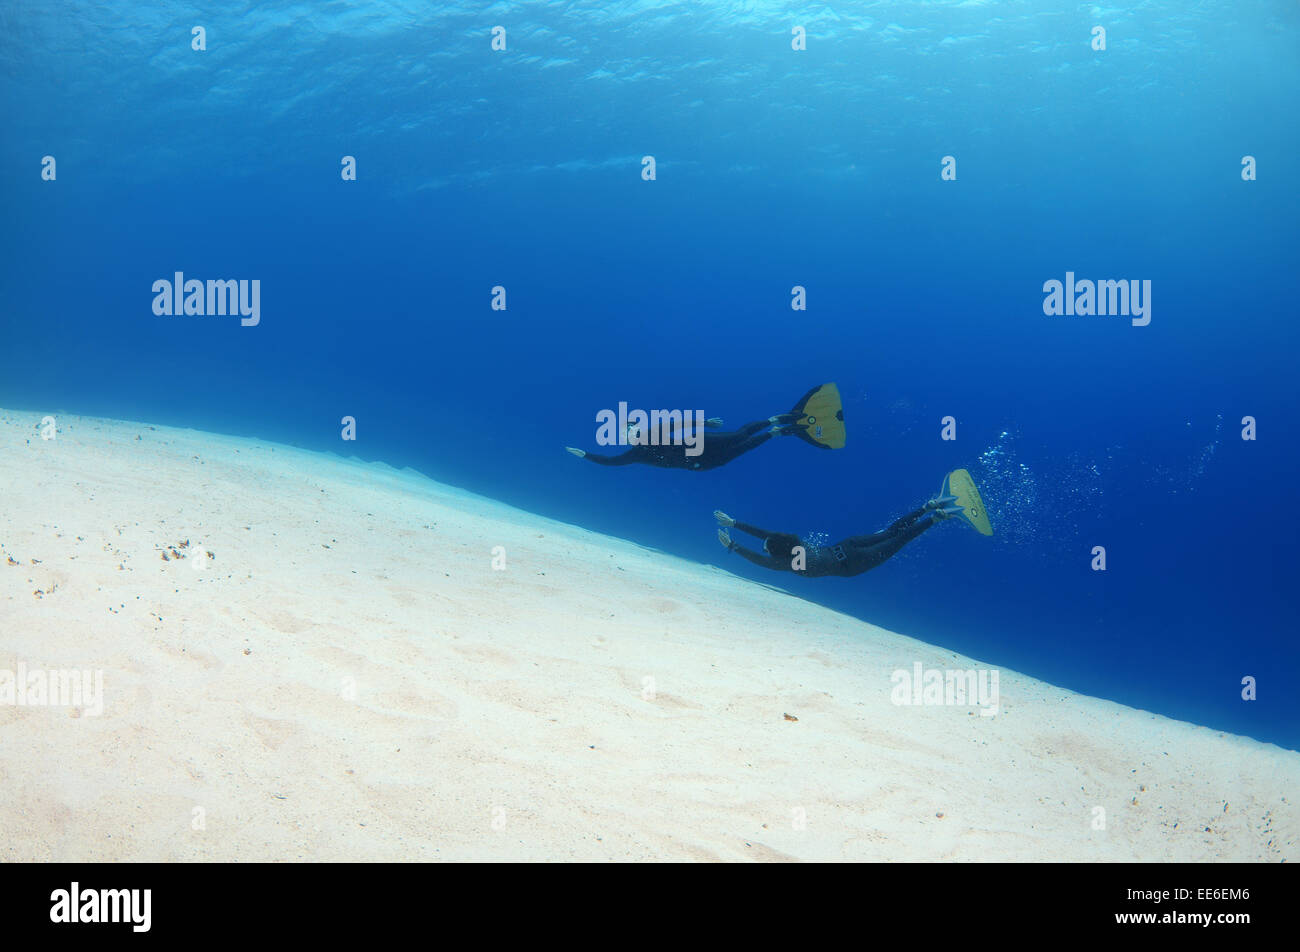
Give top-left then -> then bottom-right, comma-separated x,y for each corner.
736,419 -> 773,437
699,418 -> 805,468
688,430 -> 764,469
712,427 -> 780,465
843,507 -> 930,547
846,513 -> 937,572
885,505 -> 931,533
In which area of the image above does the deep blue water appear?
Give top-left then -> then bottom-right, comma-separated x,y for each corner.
2,3 -> 1297,749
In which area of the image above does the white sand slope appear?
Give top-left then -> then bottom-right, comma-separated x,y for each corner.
0,410 -> 1295,862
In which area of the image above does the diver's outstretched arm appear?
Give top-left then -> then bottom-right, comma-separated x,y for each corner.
718,529 -> 788,572
566,447 -> 639,466
716,511 -> 786,542
730,543 -> 788,571
583,452 -> 642,466
715,511 -> 767,538
732,519 -> 777,540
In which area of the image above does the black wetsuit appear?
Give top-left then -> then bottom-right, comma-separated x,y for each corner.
725,505 -> 936,577
581,419 -> 792,472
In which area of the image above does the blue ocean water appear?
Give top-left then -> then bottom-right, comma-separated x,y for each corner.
2,3 -> 1297,750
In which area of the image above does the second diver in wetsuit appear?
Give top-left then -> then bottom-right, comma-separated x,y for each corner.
715,469 -> 992,577
565,383 -> 845,472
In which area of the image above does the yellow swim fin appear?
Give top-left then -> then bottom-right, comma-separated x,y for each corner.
790,382 -> 846,449
941,468 -> 993,536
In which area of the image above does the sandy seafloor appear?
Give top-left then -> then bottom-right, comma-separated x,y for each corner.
0,410 -> 1295,862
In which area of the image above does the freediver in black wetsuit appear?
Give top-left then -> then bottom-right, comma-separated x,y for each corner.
564,383 -> 845,472
714,469 -> 992,577
567,417 -> 804,471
